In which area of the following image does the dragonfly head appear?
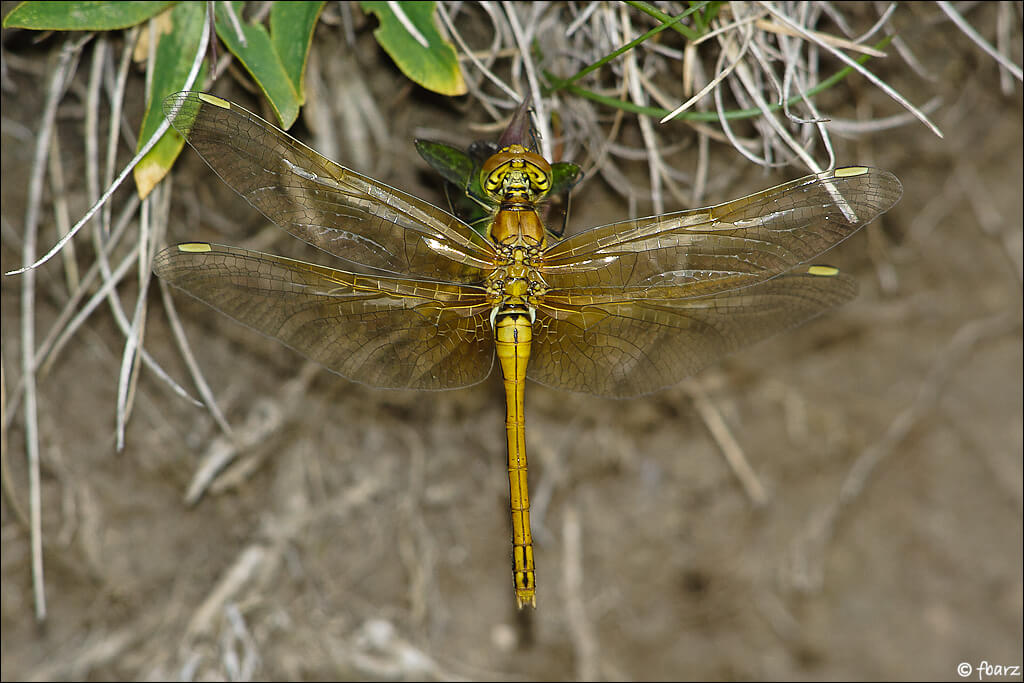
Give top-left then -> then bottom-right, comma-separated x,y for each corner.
481,145 -> 552,204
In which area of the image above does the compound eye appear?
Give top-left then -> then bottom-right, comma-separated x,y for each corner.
482,167 -> 505,196
520,151 -> 552,194
481,148 -> 520,197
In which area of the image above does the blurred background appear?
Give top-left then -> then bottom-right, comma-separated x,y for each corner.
2,2 -> 1021,680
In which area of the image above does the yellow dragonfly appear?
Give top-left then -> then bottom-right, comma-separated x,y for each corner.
154,91 -> 902,608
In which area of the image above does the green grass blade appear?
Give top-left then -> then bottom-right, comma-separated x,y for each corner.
545,36 -> 893,122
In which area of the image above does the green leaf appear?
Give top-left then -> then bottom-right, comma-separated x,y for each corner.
270,1 -> 325,104
360,1 -> 466,96
414,139 -> 492,230
3,1 -> 175,30
214,2 -> 301,128
134,2 -> 207,198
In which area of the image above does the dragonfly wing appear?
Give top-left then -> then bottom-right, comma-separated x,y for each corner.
163,92 -> 496,282
153,243 -> 494,390
541,167 -> 901,297
530,266 -> 856,397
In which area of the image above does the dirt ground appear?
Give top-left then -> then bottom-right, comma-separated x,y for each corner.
2,3 -> 1021,681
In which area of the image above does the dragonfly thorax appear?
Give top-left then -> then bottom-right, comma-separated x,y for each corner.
486,241 -> 547,327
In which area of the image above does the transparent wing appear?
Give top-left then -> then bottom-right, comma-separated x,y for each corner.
541,167 -> 901,298
530,266 -> 857,397
163,92 -> 496,282
153,243 -> 495,390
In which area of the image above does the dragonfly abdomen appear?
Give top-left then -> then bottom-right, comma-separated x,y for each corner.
493,309 -> 536,607
482,142 -> 551,607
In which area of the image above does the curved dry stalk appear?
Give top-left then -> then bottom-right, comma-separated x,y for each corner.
6,15 -> 209,277
46,135 -> 79,291
18,31 -> 91,624
937,0 -> 1023,83
505,3 -> 554,159
3,196 -> 203,431
101,27 -> 139,232
660,21 -> 754,123
755,17 -> 887,56
827,96 -> 943,135
439,2 -> 517,106
562,503 -> 599,681
622,6 -> 665,214
84,36 -> 106,230
761,2 -> 944,138
157,279 -> 234,438
684,378 -> 768,506
115,181 -> 170,452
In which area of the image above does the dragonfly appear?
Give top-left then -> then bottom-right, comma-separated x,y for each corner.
153,91 -> 902,608
413,96 -> 581,235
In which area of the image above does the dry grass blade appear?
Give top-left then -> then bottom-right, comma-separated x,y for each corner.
46,135 -> 79,291
114,206 -> 149,452
84,36 -> 106,232
724,13 -> 827,170
684,379 -> 768,506
18,32 -> 90,624
937,0 -> 1023,83
754,18 -> 888,56
6,18 -> 208,277
622,6 -> 666,214
101,28 -> 139,232
439,2 -> 517,106
761,2 -> 944,139
4,116 -> 164,276
0,352 -> 24,528
505,3 -> 554,158
8,202 -> 203,418
157,280 -> 234,436
114,181 -> 170,451
563,503 -> 599,681
826,96 -> 943,134
995,1 -> 1019,94
659,29 -> 751,123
